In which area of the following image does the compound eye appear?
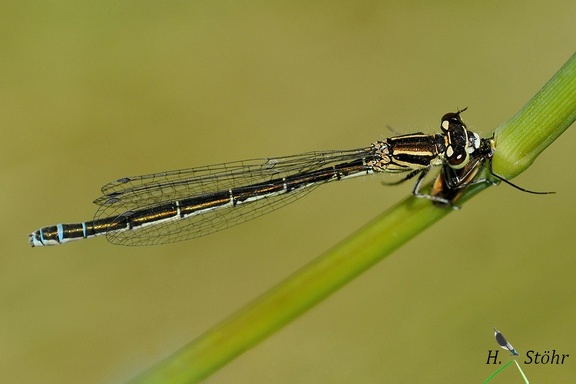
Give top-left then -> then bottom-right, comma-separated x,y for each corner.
440,112 -> 463,132
446,145 -> 469,169
441,114 -> 454,132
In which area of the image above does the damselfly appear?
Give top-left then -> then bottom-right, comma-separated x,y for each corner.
28,110 -> 545,247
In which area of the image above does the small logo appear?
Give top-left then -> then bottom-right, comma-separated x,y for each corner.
485,327 -> 529,384
493,327 -> 519,356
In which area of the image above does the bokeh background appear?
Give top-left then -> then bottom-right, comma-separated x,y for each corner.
2,1 -> 575,383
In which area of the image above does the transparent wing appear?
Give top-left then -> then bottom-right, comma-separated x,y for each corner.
95,149 -> 369,207
93,147 -> 384,246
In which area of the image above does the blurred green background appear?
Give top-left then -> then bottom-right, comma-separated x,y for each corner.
2,1 -> 575,383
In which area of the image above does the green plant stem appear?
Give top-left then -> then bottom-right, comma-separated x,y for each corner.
130,196 -> 452,384
493,52 -> 576,178
130,52 -> 576,384
482,360 -> 514,384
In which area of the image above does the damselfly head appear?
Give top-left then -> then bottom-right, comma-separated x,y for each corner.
440,107 -> 468,133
